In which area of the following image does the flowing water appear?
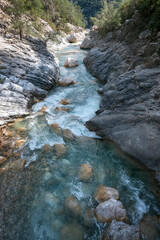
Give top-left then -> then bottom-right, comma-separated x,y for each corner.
0,44 -> 160,240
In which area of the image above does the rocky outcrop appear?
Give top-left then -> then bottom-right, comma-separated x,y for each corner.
0,35 -> 59,125
84,12 -> 160,180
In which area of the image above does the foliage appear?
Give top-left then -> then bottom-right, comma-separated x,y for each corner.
91,1 -> 121,36
91,0 -> 160,36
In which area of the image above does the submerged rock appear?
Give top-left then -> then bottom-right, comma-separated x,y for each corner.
42,144 -> 54,153
51,123 -> 63,136
60,223 -> 84,240
63,129 -> 75,142
78,163 -> 93,181
7,159 -> 26,171
64,58 -> 78,68
55,107 -> 69,112
94,185 -> 120,203
84,208 -> 95,227
65,196 -> 82,218
54,144 -> 66,158
102,220 -> 140,240
95,198 -> 127,223
140,215 -> 160,240
58,77 -> 76,86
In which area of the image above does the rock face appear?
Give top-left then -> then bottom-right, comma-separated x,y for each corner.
95,198 -> 127,223
64,58 -> 78,67
84,12 -> 160,179
94,186 -> 120,203
102,220 -> 140,240
0,35 -> 59,125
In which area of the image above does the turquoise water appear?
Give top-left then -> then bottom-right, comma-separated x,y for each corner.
0,44 -> 160,240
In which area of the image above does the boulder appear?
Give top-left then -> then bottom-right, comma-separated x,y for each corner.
64,58 -> 78,68
60,223 -> 84,240
42,144 -> 54,153
59,98 -> 71,105
54,143 -> 66,158
78,164 -> 93,181
94,185 -> 120,203
67,34 -> 78,43
80,37 -> 93,49
95,199 -> 127,223
63,129 -> 75,142
65,196 -> 82,218
58,77 -> 76,86
102,220 -> 140,240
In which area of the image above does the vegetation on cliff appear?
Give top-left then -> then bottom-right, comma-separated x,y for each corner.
91,0 -> 160,36
7,0 -> 85,38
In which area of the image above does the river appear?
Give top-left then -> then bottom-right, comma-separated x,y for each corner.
0,43 -> 160,240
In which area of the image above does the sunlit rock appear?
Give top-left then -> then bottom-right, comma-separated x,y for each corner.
65,196 -> 82,218
40,106 -> 47,112
84,208 -> 95,227
0,156 -> 7,165
15,139 -> 26,148
78,163 -> 93,181
59,98 -> 71,105
60,223 -> 84,240
64,58 -> 78,68
95,198 -> 127,223
67,34 -> 78,43
80,37 -> 93,49
42,144 -> 54,153
54,143 -> 66,158
94,185 -> 120,203
63,129 -> 75,142
58,77 -> 76,86
102,220 -> 140,240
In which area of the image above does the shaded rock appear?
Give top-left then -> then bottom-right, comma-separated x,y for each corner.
63,129 -> 75,142
140,215 -> 160,240
58,77 -> 76,86
42,144 -> 53,153
64,58 -> 78,68
94,185 -> 120,203
59,98 -> 71,105
95,198 -> 127,223
54,143 -> 66,158
8,159 -> 26,171
102,220 -> 140,240
84,208 -> 95,227
55,107 -> 69,112
139,29 -> 151,40
65,196 -> 82,218
60,223 -> 84,240
67,34 -> 78,43
78,164 -> 93,181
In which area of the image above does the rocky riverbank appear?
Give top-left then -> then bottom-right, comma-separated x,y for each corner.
82,12 -> 160,184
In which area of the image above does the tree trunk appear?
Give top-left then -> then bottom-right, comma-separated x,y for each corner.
19,28 -> 23,41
